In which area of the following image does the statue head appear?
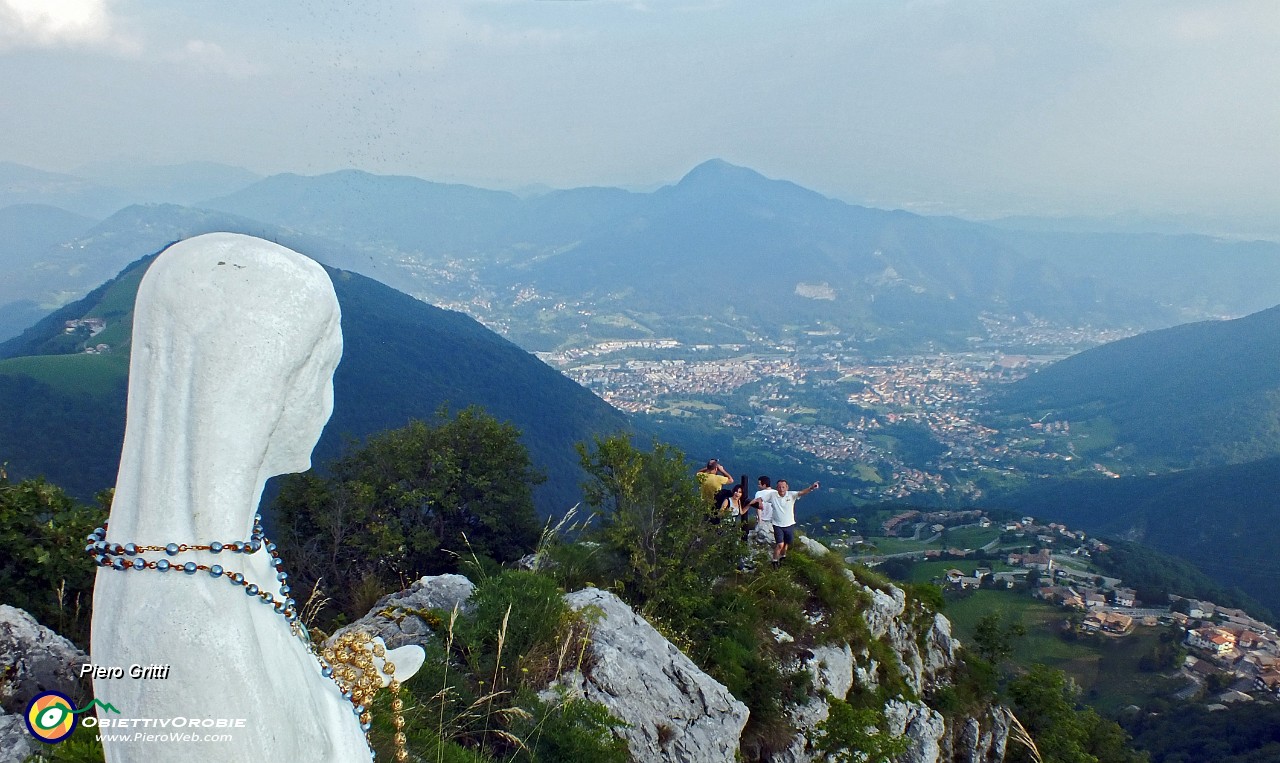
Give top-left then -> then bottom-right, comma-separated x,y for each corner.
115,232 -> 343,537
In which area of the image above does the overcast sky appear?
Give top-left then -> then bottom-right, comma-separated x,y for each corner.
2,0 -> 1277,223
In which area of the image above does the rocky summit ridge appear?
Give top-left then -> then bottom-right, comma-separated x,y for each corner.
1,542 -> 1010,762
334,548 -> 1010,762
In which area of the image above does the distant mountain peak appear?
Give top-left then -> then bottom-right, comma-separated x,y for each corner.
676,159 -> 770,188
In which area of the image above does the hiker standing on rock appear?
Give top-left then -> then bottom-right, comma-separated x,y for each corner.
768,479 -> 820,567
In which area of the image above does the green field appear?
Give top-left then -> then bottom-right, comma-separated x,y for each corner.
851,463 -> 882,483
903,559 -> 1016,585
1066,417 -> 1119,458
944,590 -> 1187,713
0,353 -> 129,397
855,536 -> 932,554
942,525 -> 1000,550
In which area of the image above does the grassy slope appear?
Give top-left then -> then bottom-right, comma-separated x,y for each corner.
942,589 -> 1186,714
0,353 -> 128,397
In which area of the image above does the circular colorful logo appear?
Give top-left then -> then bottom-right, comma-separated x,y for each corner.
25,691 -> 78,744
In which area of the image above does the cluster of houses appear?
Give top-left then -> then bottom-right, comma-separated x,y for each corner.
63,317 -> 105,335
63,317 -> 110,353
915,512 -> 1280,703
1177,600 -> 1280,697
881,509 -> 986,537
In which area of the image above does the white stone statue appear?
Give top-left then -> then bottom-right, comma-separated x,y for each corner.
92,233 -> 422,762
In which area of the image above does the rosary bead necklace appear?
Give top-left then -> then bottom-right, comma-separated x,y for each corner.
88,515 -> 409,762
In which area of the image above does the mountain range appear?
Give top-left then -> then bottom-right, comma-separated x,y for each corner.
997,303 -> 1280,468
5,159 -> 1280,352
0,250 -> 629,513
985,304 -> 1280,614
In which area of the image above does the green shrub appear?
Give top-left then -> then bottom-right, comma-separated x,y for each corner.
458,570 -> 573,686
812,694 -> 909,763
0,477 -> 106,648
23,722 -> 105,762
906,582 -> 945,614
273,408 -> 544,625
512,691 -> 630,763
575,434 -> 741,632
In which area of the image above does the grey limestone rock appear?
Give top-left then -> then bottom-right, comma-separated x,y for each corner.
558,587 -> 749,763
951,707 -> 1011,763
0,605 -> 88,713
329,574 -> 475,649
0,711 -> 36,763
885,699 -> 948,763
861,583 -> 958,696
773,644 -> 856,763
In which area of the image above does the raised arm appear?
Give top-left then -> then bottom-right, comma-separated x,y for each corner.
797,481 -> 820,497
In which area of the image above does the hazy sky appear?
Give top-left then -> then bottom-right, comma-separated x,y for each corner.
2,0 -> 1277,222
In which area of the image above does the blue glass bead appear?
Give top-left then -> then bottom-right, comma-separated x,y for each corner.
156,559 -> 171,572
279,584 -> 291,595
231,572 -> 244,584
266,542 -> 277,553
183,562 -> 197,574
361,722 -> 371,732
165,543 -> 179,556
209,541 -> 223,554
274,601 -> 284,612
228,543 -> 241,553
250,540 -> 262,552
277,572 -> 288,582
355,705 -> 365,715
254,513 -> 262,522
112,557 -> 126,570
273,558 -> 285,569
285,598 -> 296,609
123,543 -> 138,556
131,558 -> 146,570
246,584 -> 259,596
322,666 -> 334,678
96,555 -> 110,566
342,690 -> 353,701
84,544 -> 95,554
209,565 -> 224,577
111,544 -> 124,555
94,541 -> 107,552
261,593 -> 274,604
86,533 -> 98,542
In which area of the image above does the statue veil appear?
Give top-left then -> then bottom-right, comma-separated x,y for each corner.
91,233 -> 372,761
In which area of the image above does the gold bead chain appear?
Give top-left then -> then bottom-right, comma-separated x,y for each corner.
321,631 -> 409,762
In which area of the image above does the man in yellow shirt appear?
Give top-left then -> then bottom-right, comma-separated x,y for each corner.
696,458 -> 733,506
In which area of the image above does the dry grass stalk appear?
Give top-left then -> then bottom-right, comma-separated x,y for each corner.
301,577 -> 331,628
436,603 -> 460,763
1006,709 -> 1044,763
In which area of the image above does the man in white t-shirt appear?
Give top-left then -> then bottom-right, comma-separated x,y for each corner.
748,475 -> 778,524
768,478 -> 820,566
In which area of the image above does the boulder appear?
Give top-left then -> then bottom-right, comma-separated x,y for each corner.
884,699 -> 948,763
328,574 -> 475,650
0,605 -> 88,713
557,588 -> 749,763
795,535 -> 830,557
0,711 -> 35,763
